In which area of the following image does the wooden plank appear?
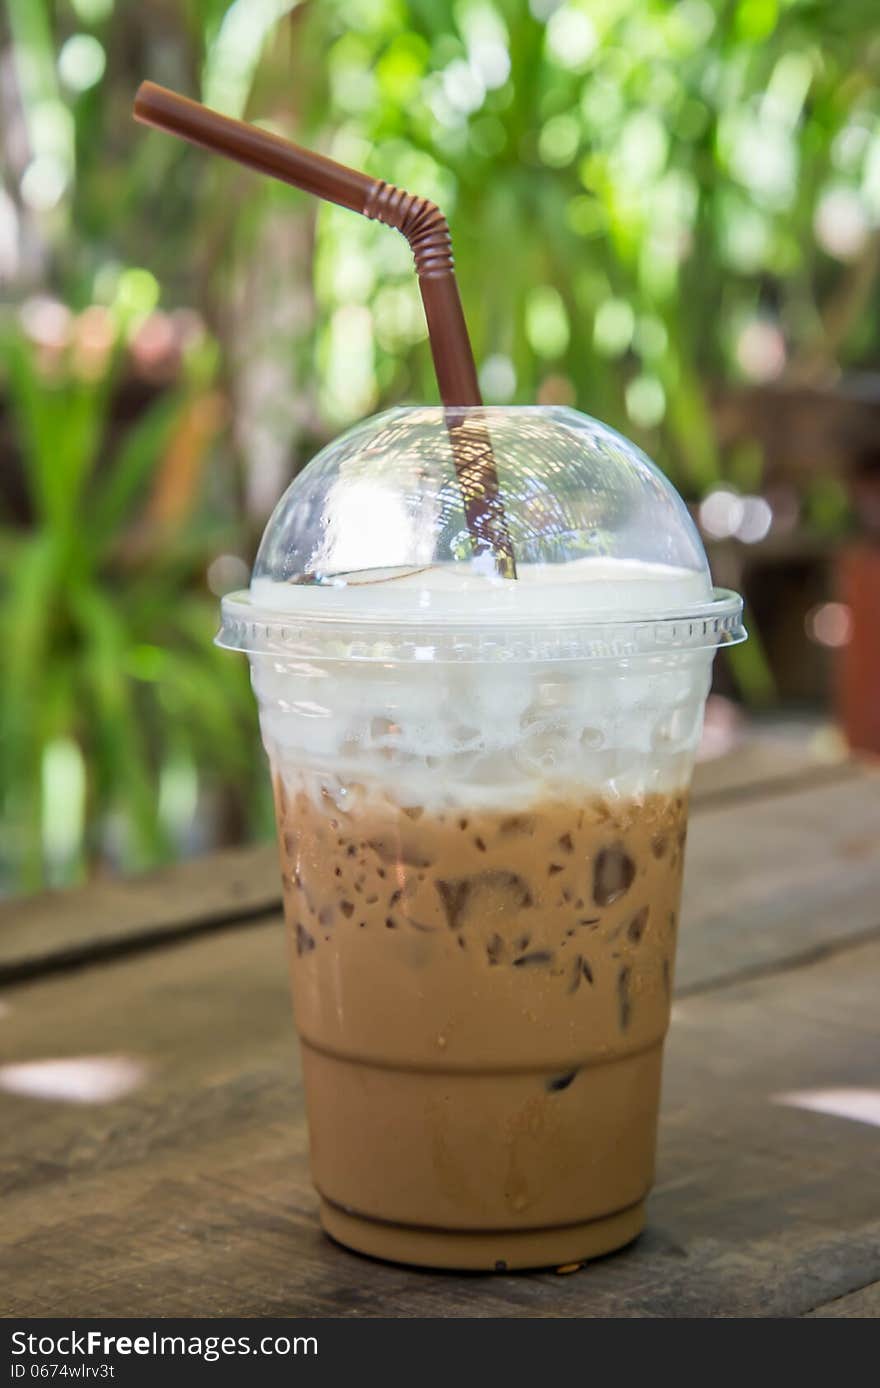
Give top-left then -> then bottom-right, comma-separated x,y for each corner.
0,841 -> 280,982
690,736 -> 850,804
0,738 -> 861,984
1,924 -> 878,1317
804,1282 -> 880,1317
678,766 -> 880,993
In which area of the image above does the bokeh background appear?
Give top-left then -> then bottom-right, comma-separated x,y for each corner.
2,0 -> 879,893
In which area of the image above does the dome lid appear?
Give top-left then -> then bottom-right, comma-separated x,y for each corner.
218,405 -> 745,662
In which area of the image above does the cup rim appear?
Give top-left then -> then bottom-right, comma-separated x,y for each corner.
216,586 -> 746,664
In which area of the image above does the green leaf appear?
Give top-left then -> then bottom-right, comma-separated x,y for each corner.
0,533 -> 58,887
91,390 -> 186,547
70,583 -> 167,865
4,337 -> 110,533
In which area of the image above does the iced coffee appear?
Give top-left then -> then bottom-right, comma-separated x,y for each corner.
136,94 -> 745,1270
251,557 -> 713,1268
219,405 -> 746,1269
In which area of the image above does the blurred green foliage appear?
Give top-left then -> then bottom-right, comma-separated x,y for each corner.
306,0 -> 880,480
2,0 -> 879,889
0,295 -> 267,890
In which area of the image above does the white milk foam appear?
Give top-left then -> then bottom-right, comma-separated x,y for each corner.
249,560 -> 714,809
250,556 -> 710,619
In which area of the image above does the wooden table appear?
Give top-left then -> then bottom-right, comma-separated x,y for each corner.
2,733 -> 879,1318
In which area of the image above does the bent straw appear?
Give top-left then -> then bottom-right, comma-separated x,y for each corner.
133,82 -> 516,577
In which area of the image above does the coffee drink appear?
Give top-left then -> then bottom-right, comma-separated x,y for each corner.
219,405 -> 746,1268
247,559 -> 713,1268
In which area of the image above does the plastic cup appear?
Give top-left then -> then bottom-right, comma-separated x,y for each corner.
218,405 -> 745,1270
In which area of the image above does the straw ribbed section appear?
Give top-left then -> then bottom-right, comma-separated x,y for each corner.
364,181 -> 455,280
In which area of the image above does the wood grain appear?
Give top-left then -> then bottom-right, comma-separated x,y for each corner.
804,1282 -> 880,1317
678,765 -> 880,992
690,733 -> 849,805
1,918 -> 879,1317
0,841 -> 280,982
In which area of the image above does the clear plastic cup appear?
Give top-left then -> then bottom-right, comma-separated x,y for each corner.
218,405 -> 745,1270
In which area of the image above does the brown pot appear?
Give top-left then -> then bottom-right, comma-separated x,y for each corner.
835,543 -> 880,756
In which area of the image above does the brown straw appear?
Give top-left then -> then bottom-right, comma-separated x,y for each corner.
133,82 -> 516,576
